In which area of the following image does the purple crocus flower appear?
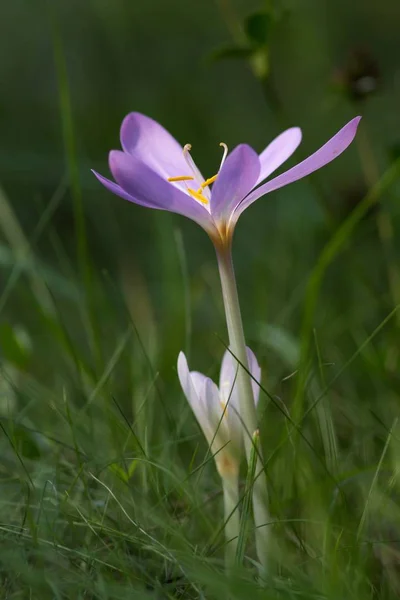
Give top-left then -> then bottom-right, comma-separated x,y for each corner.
93,113 -> 361,246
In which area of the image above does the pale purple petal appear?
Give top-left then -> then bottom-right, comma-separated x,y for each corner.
92,170 -> 161,209
190,371 -> 225,431
210,144 -> 260,221
178,352 -> 243,456
189,371 -> 210,405
235,116 -> 361,218
246,347 -> 261,405
177,352 -> 197,407
219,349 -> 238,405
109,150 -> 217,234
120,112 -> 189,179
204,377 -> 240,456
177,353 -> 214,444
177,353 -> 200,416
190,373 -> 225,447
219,346 -> 261,411
257,127 -> 302,185
203,377 -> 229,439
218,353 -> 243,452
218,347 -> 260,453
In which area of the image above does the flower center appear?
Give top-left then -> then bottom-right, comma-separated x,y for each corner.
167,143 -> 228,205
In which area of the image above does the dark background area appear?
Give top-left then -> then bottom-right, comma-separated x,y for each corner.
2,0 -> 399,251
1,0 -> 400,387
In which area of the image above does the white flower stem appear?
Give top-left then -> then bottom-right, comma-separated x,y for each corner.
222,472 -> 240,569
216,246 -> 270,577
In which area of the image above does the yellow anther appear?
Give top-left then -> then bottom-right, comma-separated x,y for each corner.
167,175 -> 195,182
167,142 -> 228,206
200,174 -> 218,188
187,188 -> 209,205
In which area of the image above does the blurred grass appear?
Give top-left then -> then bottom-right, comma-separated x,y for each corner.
1,0 -> 400,597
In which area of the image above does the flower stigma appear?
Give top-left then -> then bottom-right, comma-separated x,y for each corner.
167,142 -> 229,206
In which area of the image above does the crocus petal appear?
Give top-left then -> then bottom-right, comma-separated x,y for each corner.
257,127 -> 302,185
189,370 -> 209,402
203,377 -> 231,442
109,150 -> 217,234
220,346 -> 261,410
218,351 -> 244,449
246,347 -> 262,405
219,347 -> 261,450
210,144 -> 260,221
178,354 -> 229,449
219,349 -> 238,405
235,116 -> 361,218
177,352 -> 199,410
177,353 -> 214,444
120,112 -> 189,179
190,370 -> 227,434
92,170 -> 161,209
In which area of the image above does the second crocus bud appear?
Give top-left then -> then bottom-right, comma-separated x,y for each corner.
177,347 -> 261,478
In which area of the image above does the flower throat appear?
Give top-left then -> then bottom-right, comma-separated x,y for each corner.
167,143 -> 228,205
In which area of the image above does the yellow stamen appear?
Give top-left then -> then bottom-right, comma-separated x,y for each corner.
166,142 -> 228,204
187,188 -> 209,205
167,175 -> 195,182
200,174 -> 218,188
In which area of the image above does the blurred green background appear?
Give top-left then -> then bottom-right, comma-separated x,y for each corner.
2,0 -> 400,377
1,0 -> 400,597
2,0 -> 400,303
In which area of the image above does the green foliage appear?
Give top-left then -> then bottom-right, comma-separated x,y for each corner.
0,323 -> 30,367
1,0 -> 400,597
208,10 -> 273,76
208,44 -> 256,64
244,12 -> 273,46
